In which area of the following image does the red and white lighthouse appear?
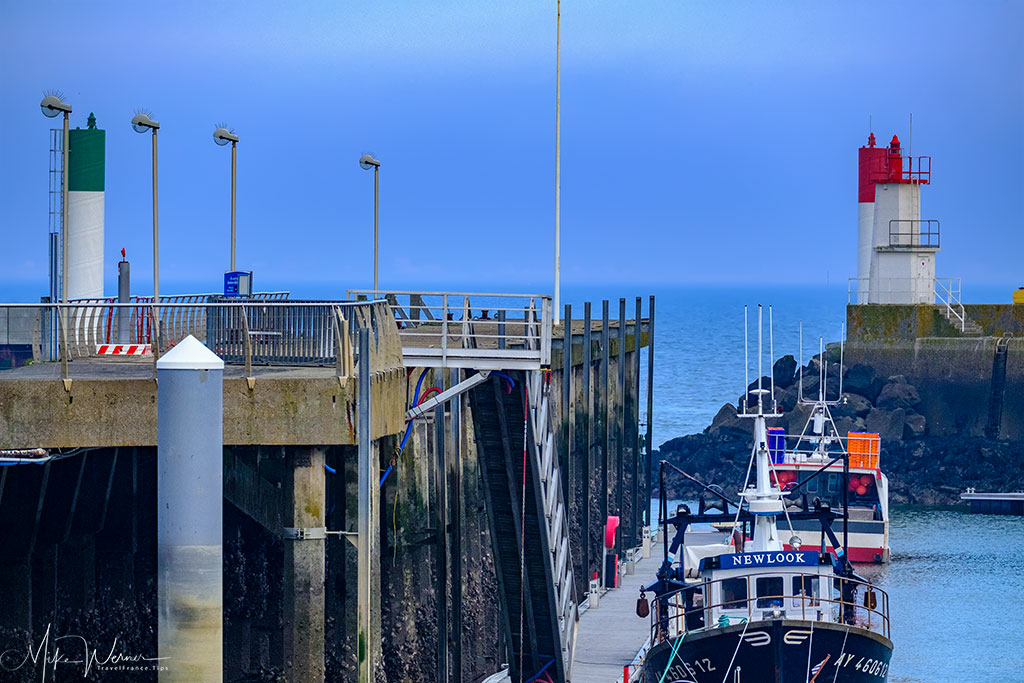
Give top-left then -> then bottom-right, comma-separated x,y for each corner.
855,133 -> 936,304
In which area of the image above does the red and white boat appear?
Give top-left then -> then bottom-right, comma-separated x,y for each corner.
770,339 -> 890,564
771,426 -> 890,563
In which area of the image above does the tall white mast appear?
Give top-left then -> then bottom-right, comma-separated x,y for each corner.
739,305 -> 784,551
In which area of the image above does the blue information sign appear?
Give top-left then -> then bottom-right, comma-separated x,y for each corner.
224,271 -> 252,298
721,550 -> 820,570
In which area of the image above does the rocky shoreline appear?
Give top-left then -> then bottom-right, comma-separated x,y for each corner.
654,352 -> 1024,505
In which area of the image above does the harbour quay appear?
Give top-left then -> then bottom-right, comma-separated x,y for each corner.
0,292 -> 656,683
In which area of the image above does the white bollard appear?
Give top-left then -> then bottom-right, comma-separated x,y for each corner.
642,526 -> 652,559
157,335 -> 224,682
589,577 -> 601,609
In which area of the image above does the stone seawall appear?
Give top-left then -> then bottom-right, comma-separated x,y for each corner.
845,337 -> 1024,440
846,303 -> 1024,440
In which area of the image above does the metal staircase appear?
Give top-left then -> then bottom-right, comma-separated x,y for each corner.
471,370 -> 577,683
939,305 -> 983,336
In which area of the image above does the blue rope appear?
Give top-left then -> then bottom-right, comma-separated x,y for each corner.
379,463 -> 393,487
490,371 -> 515,391
523,658 -> 555,683
399,419 -> 414,452
412,368 -> 430,407
379,416 -> 415,487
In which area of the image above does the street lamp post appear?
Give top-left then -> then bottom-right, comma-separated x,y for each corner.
131,112 -> 161,352
359,154 -> 381,293
40,94 -> 71,359
214,127 -> 240,271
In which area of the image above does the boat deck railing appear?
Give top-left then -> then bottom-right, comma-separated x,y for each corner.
649,571 -> 890,643
768,432 -> 882,471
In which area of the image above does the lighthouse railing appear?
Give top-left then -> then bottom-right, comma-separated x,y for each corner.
887,219 -> 940,248
934,278 -> 965,331
847,277 -> 964,326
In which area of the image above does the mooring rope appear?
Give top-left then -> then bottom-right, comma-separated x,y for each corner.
830,626 -> 850,683
657,631 -> 686,683
720,618 -> 751,683
804,618 -> 815,682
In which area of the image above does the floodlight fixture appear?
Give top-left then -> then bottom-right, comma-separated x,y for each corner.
131,109 -> 161,353
40,94 -> 71,118
213,127 -> 238,146
131,112 -> 160,133
214,126 -> 240,270
39,92 -> 72,362
359,153 -> 381,291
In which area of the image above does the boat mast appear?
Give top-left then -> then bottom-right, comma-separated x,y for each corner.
739,305 -> 784,552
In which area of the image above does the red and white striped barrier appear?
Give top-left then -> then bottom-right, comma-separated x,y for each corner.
96,344 -> 152,356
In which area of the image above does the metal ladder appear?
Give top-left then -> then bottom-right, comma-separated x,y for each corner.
526,369 -> 579,681
986,337 -> 1010,439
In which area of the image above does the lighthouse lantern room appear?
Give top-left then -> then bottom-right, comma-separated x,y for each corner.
855,133 -> 938,304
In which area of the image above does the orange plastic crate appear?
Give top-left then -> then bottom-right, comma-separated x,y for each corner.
847,432 -> 880,469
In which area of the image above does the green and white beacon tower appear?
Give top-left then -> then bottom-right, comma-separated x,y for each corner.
67,112 -> 105,299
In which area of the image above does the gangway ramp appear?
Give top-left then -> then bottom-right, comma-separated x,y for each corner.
471,370 -> 577,683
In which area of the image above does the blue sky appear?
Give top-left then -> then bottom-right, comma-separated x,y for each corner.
1,1 -> 1021,299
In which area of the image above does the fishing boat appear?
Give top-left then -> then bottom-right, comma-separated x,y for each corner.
639,307 -> 893,683
771,336 -> 890,564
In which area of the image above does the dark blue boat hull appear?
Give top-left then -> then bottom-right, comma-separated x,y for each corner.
644,619 -> 892,683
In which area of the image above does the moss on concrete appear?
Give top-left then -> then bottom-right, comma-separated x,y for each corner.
962,304 -> 1024,337
847,304 -> 965,344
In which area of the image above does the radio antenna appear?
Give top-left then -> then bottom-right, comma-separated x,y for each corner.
743,306 -> 749,413
839,323 -> 846,398
819,337 -> 826,403
757,305 -> 763,415
769,305 -> 776,413
798,322 -> 804,403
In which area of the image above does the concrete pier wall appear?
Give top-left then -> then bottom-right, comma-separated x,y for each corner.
846,304 -> 1024,440
0,307 -> 651,682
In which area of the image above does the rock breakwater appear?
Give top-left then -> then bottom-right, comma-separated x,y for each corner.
654,353 -> 1024,505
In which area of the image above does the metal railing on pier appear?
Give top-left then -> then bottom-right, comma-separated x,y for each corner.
24,292 -> 289,359
0,299 -> 391,381
348,290 -> 552,370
